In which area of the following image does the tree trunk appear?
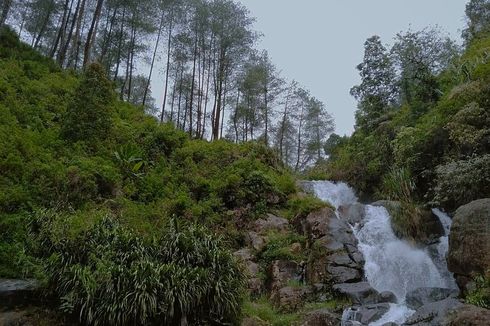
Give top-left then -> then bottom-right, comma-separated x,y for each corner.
50,0 -> 71,59
58,0 -> 81,66
188,28 -> 199,137
71,0 -> 86,69
143,9 -> 164,108
113,7 -> 126,81
160,11 -> 174,123
83,0 -> 104,67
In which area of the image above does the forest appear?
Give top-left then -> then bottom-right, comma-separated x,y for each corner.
0,0 -> 489,325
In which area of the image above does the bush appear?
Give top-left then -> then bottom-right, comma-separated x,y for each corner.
62,63 -> 115,143
381,167 -> 415,201
433,154 -> 490,210
466,273 -> 490,309
32,213 -> 245,325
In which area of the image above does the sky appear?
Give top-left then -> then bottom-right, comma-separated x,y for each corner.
235,0 -> 469,135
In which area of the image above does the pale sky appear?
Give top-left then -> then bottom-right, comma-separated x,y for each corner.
235,0 -> 468,135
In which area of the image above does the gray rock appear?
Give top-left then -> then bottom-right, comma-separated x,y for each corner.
268,260 -> 302,294
326,265 -> 361,284
406,287 -> 459,310
233,248 -> 254,262
254,214 -> 289,234
404,298 -> 463,326
245,231 -> 266,251
442,304 -> 490,326
448,198 -> 490,292
338,203 -> 366,226
0,279 -> 40,308
333,282 -> 396,305
272,286 -> 313,312
301,309 -> 341,326
343,303 -> 390,325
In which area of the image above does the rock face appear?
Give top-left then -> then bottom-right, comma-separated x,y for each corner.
333,282 -> 396,305
338,203 -> 365,226
254,214 -> 289,234
0,279 -> 40,308
302,208 -> 364,285
301,309 -> 341,326
447,198 -> 490,292
268,260 -> 303,295
272,286 -> 313,312
442,304 -> 490,326
406,287 -> 459,310
343,303 -> 390,325
234,248 -> 262,295
404,298 -> 463,326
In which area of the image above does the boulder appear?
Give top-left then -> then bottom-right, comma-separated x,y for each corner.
301,309 -> 341,326
442,304 -> 490,326
326,266 -> 362,284
254,214 -> 289,234
404,298 -> 463,326
338,203 -> 365,226
0,311 -> 33,326
233,248 -> 262,295
447,198 -> 490,292
272,286 -> 313,312
0,279 -> 40,308
333,283 -> 396,305
299,207 -> 337,241
406,287 -> 459,310
342,304 -> 390,325
245,231 -> 267,251
234,248 -> 254,262
268,260 -> 303,294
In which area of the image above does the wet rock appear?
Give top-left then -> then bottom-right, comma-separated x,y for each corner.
404,298 -> 463,326
406,287 -> 459,310
254,214 -> 289,234
338,203 -> 365,226
326,266 -> 361,284
0,279 -> 40,308
448,198 -> 490,292
272,286 -> 313,312
301,309 -> 341,326
245,231 -> 267,251
268,260 -> 302,294
333,282 -> 395,305
442,304 -> 490,326
343,303 -> 390,325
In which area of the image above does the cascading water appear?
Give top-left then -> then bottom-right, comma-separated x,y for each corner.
309,181 -> 457,326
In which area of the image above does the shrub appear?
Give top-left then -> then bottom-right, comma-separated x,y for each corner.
381,167 -> 415,201
433,154 -> 490,210
466,273 -> 490,309
32,213 -> 245,325
62,63 -> 115,143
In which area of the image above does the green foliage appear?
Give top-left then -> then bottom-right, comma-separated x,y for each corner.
32,213 -> 245,325
284,194 -> 329,220
466,273 -> 490,309
242,297 -> 300,326
62,63 -> 115,143
258,232 -> 306,266
433,154 -> 490,210
381,167 -> 415,201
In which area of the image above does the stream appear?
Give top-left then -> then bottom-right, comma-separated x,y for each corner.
309,181 -> 457,326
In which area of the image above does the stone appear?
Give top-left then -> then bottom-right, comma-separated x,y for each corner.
406,287 -> 459,310
0,279 -> 40,308
248,278 -> 263,296
333,282 -> 395,305
326,266 -> 362,284
290,242 -> 302,255
268,260 -> 303,294
343,303 -> 390,325
442,304 -> 490,326
338,203 -> 366,226
272,286 -> 313,312
404,298 -> 463,326
447,198 -> 490,292
301,207 -> 337,241
254,214 -> 289,234
0,311 -> 33,326
245,231 -> 267,251
301,309 -> 341,326
234,248 -> 254,262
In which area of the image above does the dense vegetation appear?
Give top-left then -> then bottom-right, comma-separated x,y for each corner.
0,26 -> 326,324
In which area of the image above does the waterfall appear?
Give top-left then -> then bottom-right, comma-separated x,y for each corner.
309,181 -> 457,326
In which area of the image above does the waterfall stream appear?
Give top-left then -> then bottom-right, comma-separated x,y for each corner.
309,181 -> 457,326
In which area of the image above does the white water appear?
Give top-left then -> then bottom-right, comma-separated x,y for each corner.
309,181 -> 457,325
